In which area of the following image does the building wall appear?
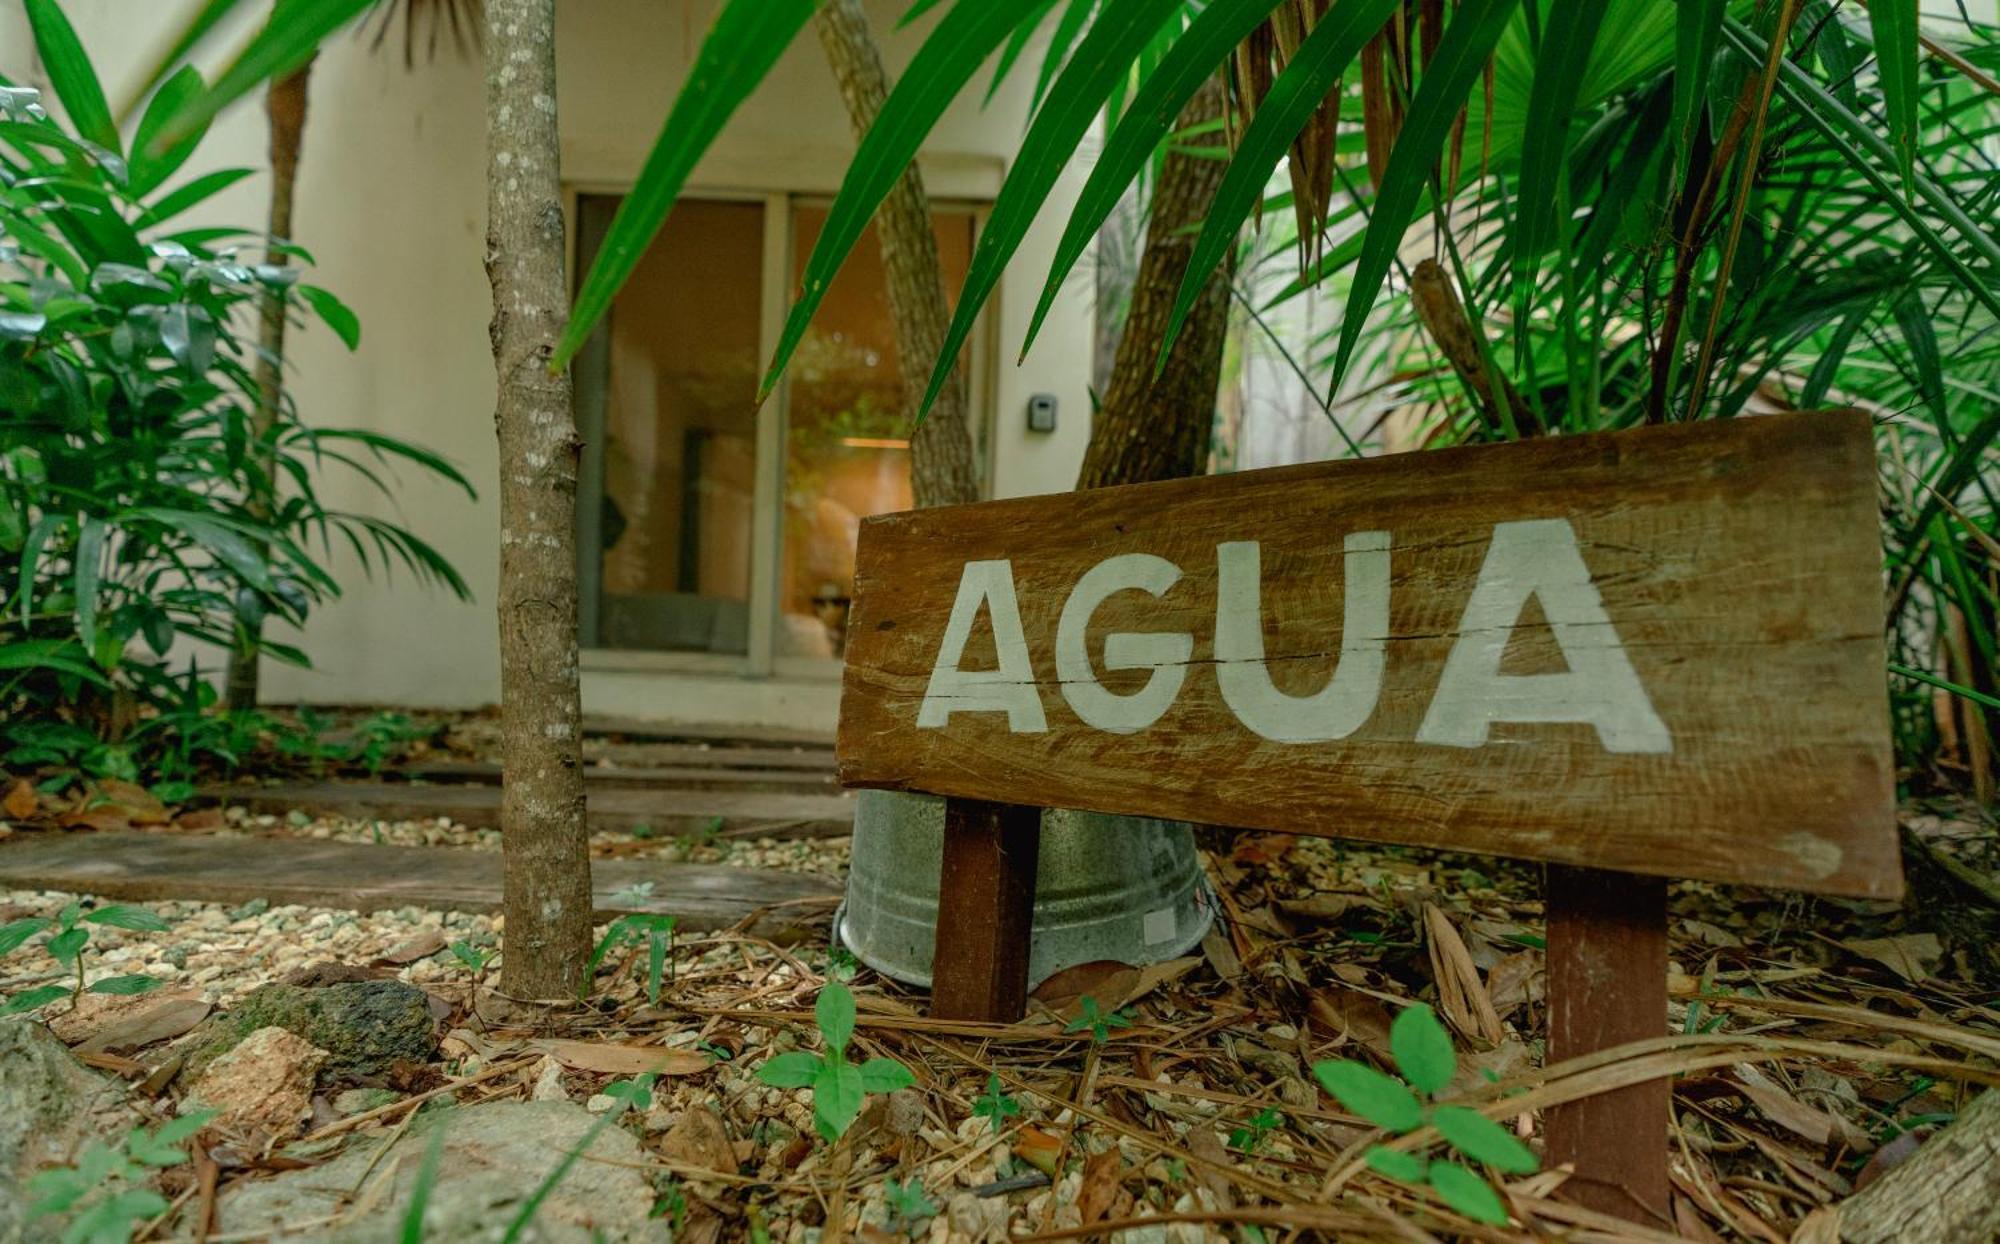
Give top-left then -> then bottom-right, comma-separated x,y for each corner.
4,0 -> 1099,726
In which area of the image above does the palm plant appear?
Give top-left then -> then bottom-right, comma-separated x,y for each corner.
133,0 -> 1999,782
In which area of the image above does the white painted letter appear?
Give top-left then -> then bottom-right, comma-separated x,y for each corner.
1417,518 -> 1670,752
917,560 -> 1047,732
1055,553 -> 1191,734
1214,533 -> 1392,742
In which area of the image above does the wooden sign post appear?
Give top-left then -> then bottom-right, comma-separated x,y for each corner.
835,410 -> 1899,1223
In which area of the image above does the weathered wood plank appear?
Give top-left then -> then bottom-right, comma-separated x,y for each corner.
584,716 -> 835,750
930,799 -> 1040,1022
838,411 -> 1898,897
1545,866 -> 1672,1226
583,742 -> 838,771
198,781 -> 854,838
363,761 -> 839,792
0,832 -> 839,930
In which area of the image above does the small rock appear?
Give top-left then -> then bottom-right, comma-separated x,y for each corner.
586,1094 -> 617,1114
946,1193 -> 1010,1243
185,1026 -> 328,1140
883,1089 -> 924,1138
181,979 -> 437,1082
1,1018 -> 122,1242
219,1100 -> 656,1241
229,898 -> 270,920
530,1055 -> 569,1103
331,1087 -> 400,1117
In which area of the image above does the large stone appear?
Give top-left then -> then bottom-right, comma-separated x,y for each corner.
184,1026 -> 328,1140
181,979 -> 437,1082
0,1020 -> 123,1244
216,1100 -> 656,1242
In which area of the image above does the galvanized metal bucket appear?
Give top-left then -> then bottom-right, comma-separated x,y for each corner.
835,789 -> 1215,990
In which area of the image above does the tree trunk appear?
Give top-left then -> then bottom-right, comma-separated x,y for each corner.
813,0 -> 980,509
224,58 -> 314,712
1076,75 -> 1234,490
482,0 -> 591,999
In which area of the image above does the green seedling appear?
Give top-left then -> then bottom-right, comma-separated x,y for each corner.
756,981 -> 914,1142
972,1072 -> 1021,1135
1312,1004 -> 1538,1225
1064,995 -> 1133,1044
447,940 -> 493,973
31,1109 -> 215,1243
881,1176 -> 938,1235
1,901 -> 171,1015
824,946 -> 859,982
581,914 -> 677,1004
1229,1106 -> 1284,1154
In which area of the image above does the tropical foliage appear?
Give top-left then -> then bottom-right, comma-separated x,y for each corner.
124,0 -> 1998,781
1,0 -> 471,759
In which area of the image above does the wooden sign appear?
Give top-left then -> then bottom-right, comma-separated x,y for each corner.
838,410 -> 1899,899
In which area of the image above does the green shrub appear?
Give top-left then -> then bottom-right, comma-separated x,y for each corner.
0,15 -> 472,762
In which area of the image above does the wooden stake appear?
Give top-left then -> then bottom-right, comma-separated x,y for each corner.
1545,865 -> 1671,1227
930,798 -> 1040,1022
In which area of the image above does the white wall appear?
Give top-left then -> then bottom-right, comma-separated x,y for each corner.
7,0 -> 1099,718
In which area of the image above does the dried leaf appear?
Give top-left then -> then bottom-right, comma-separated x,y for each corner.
1733,1067 -> 1838,1146
660,1104 -> 737,1175
1013,1125 -> 1063,1177
3,778 -> 38,820
529,1039 -> 709,1077
1840,934 -> 1942,983
1077,1145 -> 1124,1226
73,994 -> 211,1055
1307,988 -> 1395,1059
375,930 -> 447,966
1422,903 -> 1505,1047
96,779 -> 169,825
1032,960 -> 1141,1020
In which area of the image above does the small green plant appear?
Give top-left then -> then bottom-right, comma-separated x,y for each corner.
672,815 -> 726,860
346,711 -> 427,777
1229,1106 -> 1284,1154
881,1176 -> 938,1235
971,1072 -> 1020,1135
1064,996 -> 1133,1044
823,946 -> 859,982
30,1108 -> 215,1243
447,940 -> 492,973
650,1178 -> 688,1232
756,981 -> 914,1142
581,914 -> 677,1004
1,901 -> 171,1015
1312,1004 -> 1537,1226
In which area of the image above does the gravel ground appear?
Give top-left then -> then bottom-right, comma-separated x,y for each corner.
217,803 -> 853,874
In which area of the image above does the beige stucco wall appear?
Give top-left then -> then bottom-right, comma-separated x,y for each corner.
4,0 -> 1098,726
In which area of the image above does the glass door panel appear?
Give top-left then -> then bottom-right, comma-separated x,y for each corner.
577,195 -> 763,654
781,205 -> 977,659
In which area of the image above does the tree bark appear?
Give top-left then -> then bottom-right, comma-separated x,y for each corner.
482,0 -> 591,999
224,58 -> 315,711
1076,75 -> 1234,490
813,0 -> 980,509
1807,1090 -> 2000,1244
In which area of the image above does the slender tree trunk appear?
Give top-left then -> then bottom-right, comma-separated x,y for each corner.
224,58 -> 314,711
814,0 -> 980,509
483,0 -> 591,999
1076,76 -> 1235,489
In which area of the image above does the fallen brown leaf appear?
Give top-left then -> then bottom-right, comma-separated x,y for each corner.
1840,934 -> 1942,983
1077,1145 -> 1124,1226
660,1103 -> 737,1175
528,1039 -> 709,1077
1031,960 -> 1141,1020
1423,903 -> 1506,1047
376,930 -> 448,966
74,994 -> 212,1055
1013,1126 -> 1063,1177
3,778 -> 38,820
